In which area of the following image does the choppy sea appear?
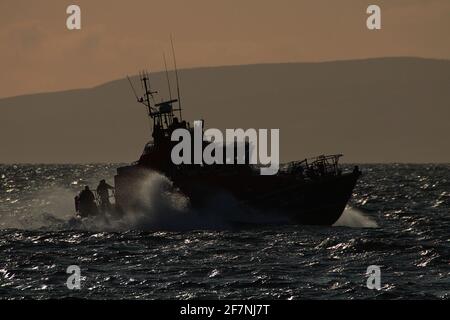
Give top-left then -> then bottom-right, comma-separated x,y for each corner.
0,164 -> 449,299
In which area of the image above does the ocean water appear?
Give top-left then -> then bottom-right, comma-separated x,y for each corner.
0,164 -> 449,299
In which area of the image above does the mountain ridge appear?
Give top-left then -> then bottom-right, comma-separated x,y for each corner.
1,57 -> 449,163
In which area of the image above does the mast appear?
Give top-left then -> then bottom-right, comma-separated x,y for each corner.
140,70 -> 157,118
127,40 -> 186,141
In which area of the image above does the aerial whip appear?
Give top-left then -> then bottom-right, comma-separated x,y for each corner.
163,52 -> 173,100
170,35 -> 183,120
127,75 -> 139,102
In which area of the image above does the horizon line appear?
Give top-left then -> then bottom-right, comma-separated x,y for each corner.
1,162 -> 450,166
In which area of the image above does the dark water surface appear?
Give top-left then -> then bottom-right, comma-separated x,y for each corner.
0,164 -> 449,299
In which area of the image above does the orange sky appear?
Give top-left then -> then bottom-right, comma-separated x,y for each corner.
1,0 -> 449,98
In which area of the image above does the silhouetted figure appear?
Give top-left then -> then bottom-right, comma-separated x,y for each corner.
97,179 -> 114,213
77,186 -> 98,217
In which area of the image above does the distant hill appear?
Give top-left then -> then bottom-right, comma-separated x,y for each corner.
1,57 -> 449,163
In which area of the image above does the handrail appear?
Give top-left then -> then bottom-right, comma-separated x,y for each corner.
283,154 -> 343,178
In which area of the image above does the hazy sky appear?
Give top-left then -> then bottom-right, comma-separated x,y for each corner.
0,0 -> 449,98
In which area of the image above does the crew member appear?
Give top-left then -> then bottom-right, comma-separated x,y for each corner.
96,179 -> 114,213
77,186 -> 97,217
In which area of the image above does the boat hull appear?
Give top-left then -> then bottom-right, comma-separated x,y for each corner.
247,172 -> 360,225
114,165 -> 361,226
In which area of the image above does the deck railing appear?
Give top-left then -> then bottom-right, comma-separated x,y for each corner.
284,154 -> 343,178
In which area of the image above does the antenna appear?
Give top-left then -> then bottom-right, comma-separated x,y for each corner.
170,35 -> 183,120
127,75 -> 139,101
163,52 -> 173,100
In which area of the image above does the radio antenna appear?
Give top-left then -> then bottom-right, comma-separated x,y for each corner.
163,52 -> 173,100
140,71 -> 145,91
127,75 -> 139,101
170,35 -> 183,120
